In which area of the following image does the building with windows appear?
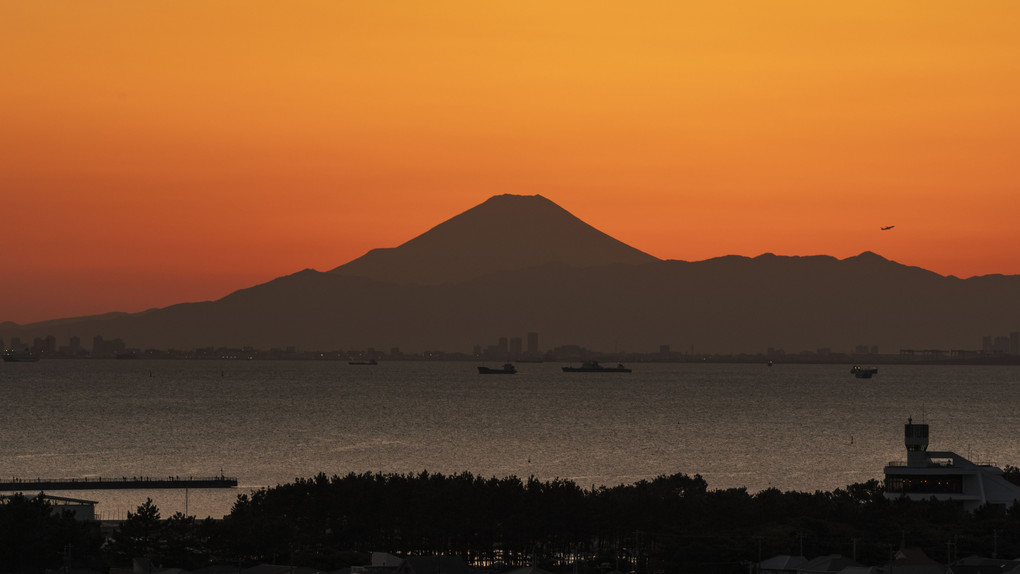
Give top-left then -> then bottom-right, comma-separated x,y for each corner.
884,419 -> 1020,511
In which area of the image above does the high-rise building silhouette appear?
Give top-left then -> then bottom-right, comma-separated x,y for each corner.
527,332 -> 539,354
994,336 -> 1011,354
92,335 -> 127,357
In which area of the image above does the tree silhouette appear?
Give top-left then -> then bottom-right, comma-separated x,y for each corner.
0,493 -> 102,573
90,471 -> 1020,572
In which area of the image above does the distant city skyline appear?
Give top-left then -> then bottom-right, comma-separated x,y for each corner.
5,330 -> 1019,363
3,3 -> 1020,324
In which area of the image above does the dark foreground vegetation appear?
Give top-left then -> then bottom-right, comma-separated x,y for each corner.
5,469 -> 1020,573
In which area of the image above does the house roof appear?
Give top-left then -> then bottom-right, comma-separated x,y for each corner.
502,567 -> 553,574
0,493 -> 98,505
243,565 -> 298,574
836,568 -> 880,574
950,555 -> 1020,574
760,554 -> 808,571
798,555 -> 863,574
401,556 -> 470,574
894,547 -> 941,566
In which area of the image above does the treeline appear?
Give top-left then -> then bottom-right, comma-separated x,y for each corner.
6,470 -> 1020,573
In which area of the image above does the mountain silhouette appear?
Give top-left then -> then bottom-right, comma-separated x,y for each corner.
2,195 -> 1019,355
332,194 -> 659,285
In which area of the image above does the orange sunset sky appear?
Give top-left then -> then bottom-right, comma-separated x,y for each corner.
2,1 -> 1019,324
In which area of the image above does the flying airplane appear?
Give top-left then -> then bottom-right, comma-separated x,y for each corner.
880,225 -> 895,231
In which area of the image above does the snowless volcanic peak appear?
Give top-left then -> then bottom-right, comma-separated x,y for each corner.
333,194 -> 659,285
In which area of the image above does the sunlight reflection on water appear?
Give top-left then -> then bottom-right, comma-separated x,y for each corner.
2,360 -> 1018,518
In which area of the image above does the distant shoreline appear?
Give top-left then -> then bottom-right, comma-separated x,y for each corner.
8,352 -> 1020,365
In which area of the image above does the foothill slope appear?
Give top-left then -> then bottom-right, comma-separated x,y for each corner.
2,195 -> 1019,355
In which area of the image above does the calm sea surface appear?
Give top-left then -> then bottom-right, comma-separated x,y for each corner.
2,360 -> 1019,519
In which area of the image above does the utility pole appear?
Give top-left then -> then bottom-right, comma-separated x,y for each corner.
754,535 -> 763,572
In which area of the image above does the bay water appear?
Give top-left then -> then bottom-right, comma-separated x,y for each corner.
2,360 -> 1018,519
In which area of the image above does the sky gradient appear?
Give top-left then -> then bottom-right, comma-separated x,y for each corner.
3,1 -> 1019,324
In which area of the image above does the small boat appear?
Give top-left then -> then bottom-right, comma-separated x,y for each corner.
478,363 -> 516,374
562,361 -> 631,373
2,351 -> 40,363
348,359 -> 378,366
851,365 -> 878,379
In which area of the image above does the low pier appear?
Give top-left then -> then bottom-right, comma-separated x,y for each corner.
0,475 -> 237,491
